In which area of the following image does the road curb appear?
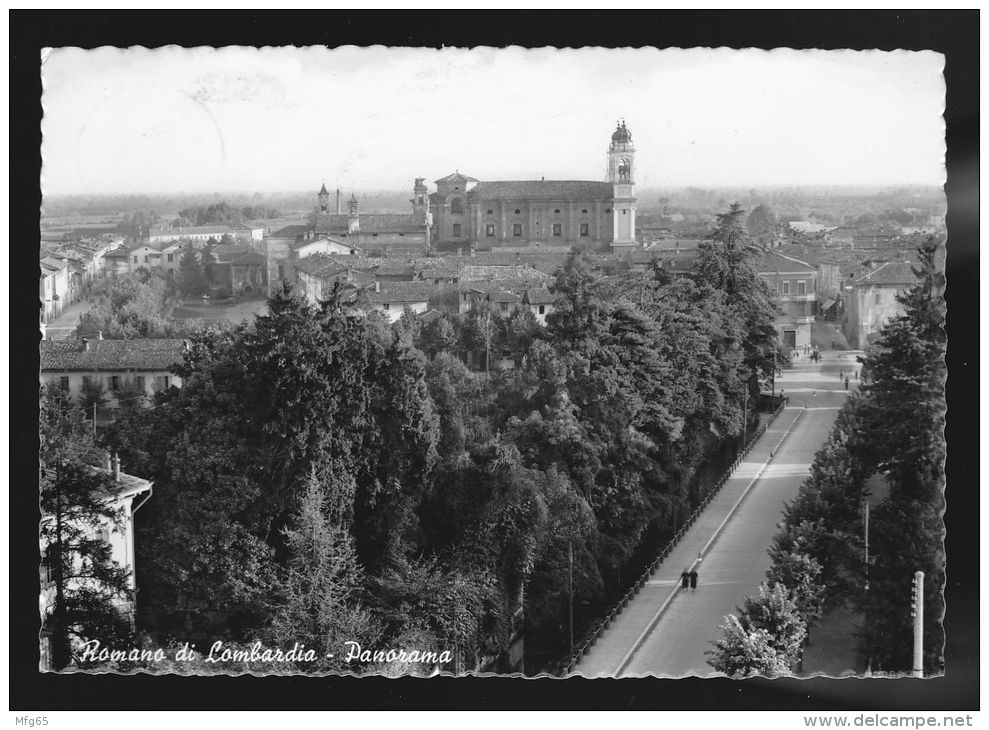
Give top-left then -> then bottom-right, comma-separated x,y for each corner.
611,407 -> 805,677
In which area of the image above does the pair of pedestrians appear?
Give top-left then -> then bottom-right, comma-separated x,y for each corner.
680,568 -> 699,591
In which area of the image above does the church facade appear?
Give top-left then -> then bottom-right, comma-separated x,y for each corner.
429,121 -> 638,252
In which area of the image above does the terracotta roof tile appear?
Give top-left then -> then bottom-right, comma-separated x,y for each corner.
365,281 -> 435,304
853,262 -> 917,286
469,180 -> 613,201
40,339 -> 188,371
316,214 -> 427,233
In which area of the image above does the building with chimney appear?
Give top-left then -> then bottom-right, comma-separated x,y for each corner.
313,183 -> 432,255
39,452 -> 153,670
40,338 -> 189,409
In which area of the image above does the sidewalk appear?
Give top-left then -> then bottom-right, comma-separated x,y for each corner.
42,296 -> 96,339
575,406 -> 804,677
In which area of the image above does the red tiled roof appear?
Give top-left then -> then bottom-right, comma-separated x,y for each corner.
289,235 -> 354,252
365,281 -> 435,304
486,290 -> 521,304
40,339 -> 188,372
749,250 -> 816,274
316,214 -> 427,233
270,224 -> 312,239
853,262 -> 917,286
469,180 -> 614,201
523,288 -> 556,305
461,264 -> 551,282
435,172 -> 479,184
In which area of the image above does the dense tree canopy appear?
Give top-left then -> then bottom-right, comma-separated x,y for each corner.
98,212 -> 795,673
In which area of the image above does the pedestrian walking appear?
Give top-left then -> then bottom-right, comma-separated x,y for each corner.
844,377 -> 849,390
681,569 -> 690,590
689,569 -> 698,591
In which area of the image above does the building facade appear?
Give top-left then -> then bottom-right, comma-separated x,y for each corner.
39,454 -> 152,670
40,338 -> 188,409
842,262 -> 916,348
429,121 -> 638,253
752,250 -> 819,351
314,184 -> 431,255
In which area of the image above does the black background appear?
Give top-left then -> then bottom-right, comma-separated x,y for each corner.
10,9 -> 979,711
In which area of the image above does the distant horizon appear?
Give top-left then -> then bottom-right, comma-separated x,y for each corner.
42,182 -> 946,200
42,47 -> 945,196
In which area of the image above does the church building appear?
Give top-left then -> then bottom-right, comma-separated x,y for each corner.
429,121 -> 638,253
313,184 -> 432,255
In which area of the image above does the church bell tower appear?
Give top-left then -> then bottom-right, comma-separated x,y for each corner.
607,119 -> 637,250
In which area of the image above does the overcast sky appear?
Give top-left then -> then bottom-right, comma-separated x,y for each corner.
41,46 -> 945,196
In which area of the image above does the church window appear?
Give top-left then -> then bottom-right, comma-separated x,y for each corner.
538,305 -> 545,315
798,281 -> 807,295
580,223 -> 589,237
485,224 -> 495,237
513,224 -> 522,237
487,209 -> 493,215
552,223 -> 562,237
453,223 -> 462,238
450,198 -> 464,214
514,209 -> 521,215
782,281 -> 790,295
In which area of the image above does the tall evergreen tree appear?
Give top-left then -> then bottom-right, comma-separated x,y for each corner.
39,384 -> 134,669
694,203 -> 782,391
266,466 -> 378,672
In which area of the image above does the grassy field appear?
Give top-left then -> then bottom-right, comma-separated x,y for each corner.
800,602 -> 865,677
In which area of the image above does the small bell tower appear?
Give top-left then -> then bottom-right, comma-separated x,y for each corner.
607,119 -> 637,250
318,182 -> 330,214
347,194 -> 360,234
411,177 -> 429,215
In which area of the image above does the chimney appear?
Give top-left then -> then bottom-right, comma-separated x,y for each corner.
336,189 -> 341,215
82,338 -> 90,351
111,452 -> 121,482
97,330 -> 103,341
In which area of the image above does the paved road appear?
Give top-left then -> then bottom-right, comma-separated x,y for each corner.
575,352 -> 859,677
